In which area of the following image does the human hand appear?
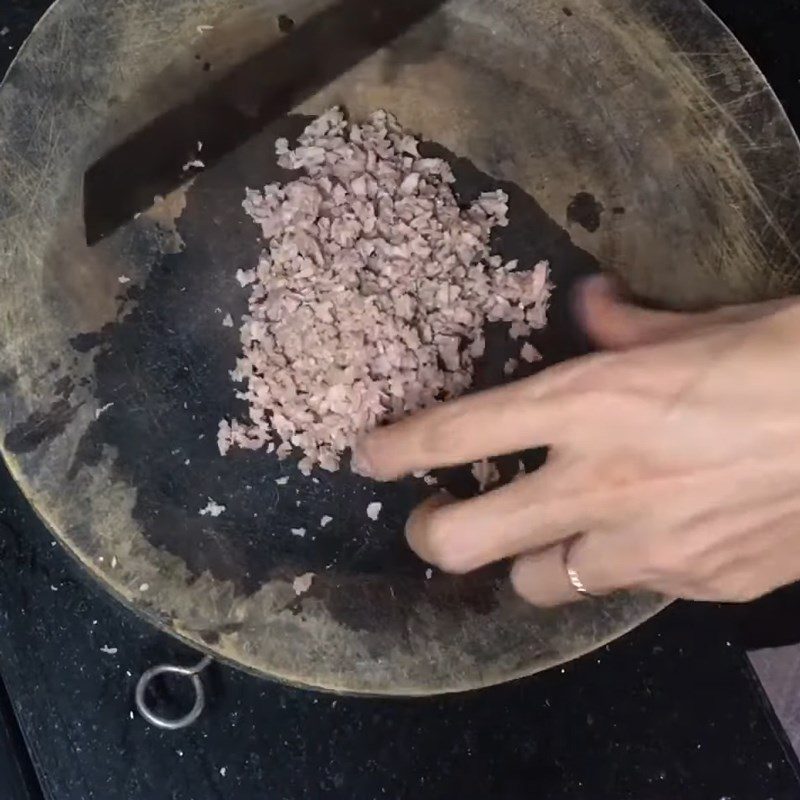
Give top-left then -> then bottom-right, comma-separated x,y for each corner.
354,276 -> 800,606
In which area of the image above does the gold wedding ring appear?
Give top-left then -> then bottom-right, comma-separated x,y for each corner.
563,536 -> 593,597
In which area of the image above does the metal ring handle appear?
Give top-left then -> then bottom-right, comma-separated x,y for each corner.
135,655 -> 212,730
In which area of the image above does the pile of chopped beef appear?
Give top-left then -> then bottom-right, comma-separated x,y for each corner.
218,108 -> 551,475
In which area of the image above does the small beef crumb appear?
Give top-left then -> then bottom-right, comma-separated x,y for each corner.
292,572 -> 315,596
520,342 -> 542,364
471,459 -> 500,492
199,498 -> 226,517
219,107 -> 552,471
503,358 -> 518,377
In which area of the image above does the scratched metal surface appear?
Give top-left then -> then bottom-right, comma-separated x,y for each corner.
0,0 -> 798,695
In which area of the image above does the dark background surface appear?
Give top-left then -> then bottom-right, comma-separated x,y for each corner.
3,1 -> 800,799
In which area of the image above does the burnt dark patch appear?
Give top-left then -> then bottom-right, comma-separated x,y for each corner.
67,426 -> 104,481
195,621 -> 244,646
562,6 -> 573,15
612,205 -> 626,215
5,400 -> 80,454
277,14 -> 295,33
70,330 -> 107,353
54,376 -> 74,401
198,630 -> 221,646
567,191 -> 604,232
70,114 -> 598,637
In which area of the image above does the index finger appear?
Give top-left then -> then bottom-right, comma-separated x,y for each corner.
353,368 -> 586,481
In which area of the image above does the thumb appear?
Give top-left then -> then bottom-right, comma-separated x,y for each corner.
575,274 -> 712,350
575,274 -> 791,351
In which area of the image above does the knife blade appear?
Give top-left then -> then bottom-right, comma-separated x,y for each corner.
83,0 -> 447,245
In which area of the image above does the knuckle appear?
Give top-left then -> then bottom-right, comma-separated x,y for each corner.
641,541 -> 722,592
590,390 -> 624,420
595,454 -> 649,490
683,570 -> 765,604
423,405 -> 471,460
640,539 -> 689,581
733,587 -> 764,604
720,576 -> 764,604
684,579 -> 728,602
